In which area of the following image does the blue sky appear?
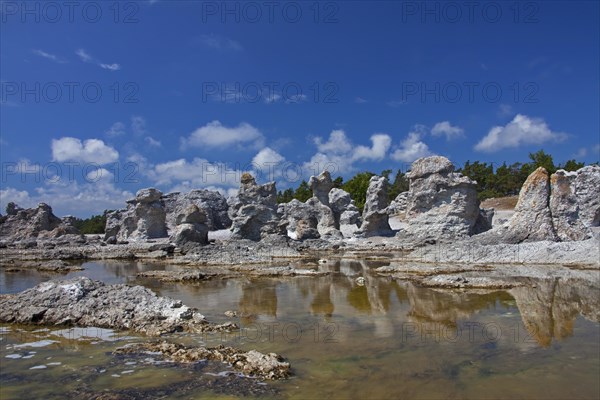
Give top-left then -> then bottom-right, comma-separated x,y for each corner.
1,0 -> 599,216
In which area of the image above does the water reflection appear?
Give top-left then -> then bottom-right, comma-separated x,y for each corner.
1,259 -> 598,349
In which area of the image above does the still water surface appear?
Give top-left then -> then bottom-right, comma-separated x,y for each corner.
1,260 -> 598,399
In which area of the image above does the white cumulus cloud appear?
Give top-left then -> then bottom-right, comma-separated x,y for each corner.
391,131 -> 434,162
51,137 -> 119,164
431,121 -> 465,140
474,114 -> 568,152
305,130 -> 392,174
181,120 -> 264,150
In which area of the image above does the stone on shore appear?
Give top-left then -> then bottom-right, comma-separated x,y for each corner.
0,277 -> 233,336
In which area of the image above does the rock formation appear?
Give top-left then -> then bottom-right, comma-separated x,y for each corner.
169,204 -> 209,249
329,188 -> 361,226
0,202 -> 80,241
104,188 -> 168,241
308,171 -> 342,238
279,171 -> 344,240
0,277 -> 228,336
228,173 -> 284,241
358,176 -> 393,237
387,191 -> 408,217
395,156 -> 485,240
278,199 -> 320,240
550,165 -> 600,241
162,189 -> 231,231
477,165 -> 600,244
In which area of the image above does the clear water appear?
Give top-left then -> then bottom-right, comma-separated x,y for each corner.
1,260 -> 599,399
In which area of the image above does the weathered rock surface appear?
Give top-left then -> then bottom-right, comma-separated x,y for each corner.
228,173 -> 284,241
476,167 -> 556,244
162,189 -> 231,231
306,171 -> 342,238
0,277 -> 235,336
395,156 -> 485,240
169,205 -> 209,248
550,166 -> 600,241
309,170 -> 334,205
278,199 -> 320,240
0,203 -> 81,241
387,191 -> 408,216
329,188 -> 361,226
358,176 -> 393,237
105,188 -> 168,241
114,341 -> 290,380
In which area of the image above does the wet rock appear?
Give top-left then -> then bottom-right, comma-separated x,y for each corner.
137,270 -> 219,282
228,173 -> 284,241
114,341 -> 290,380
0,277 -> 236,336
358,176 -> 393,237
0,203 -> 81,240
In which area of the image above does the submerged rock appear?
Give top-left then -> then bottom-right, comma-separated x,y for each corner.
0,277 -> 236,336
114,341 -> 290,380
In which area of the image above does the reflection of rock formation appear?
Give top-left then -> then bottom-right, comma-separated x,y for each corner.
404,283 -> 510,327
238,280 -> 278,323
510,278 -> 600,347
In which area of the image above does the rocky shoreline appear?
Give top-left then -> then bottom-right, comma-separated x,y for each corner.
1,155 -> 598,388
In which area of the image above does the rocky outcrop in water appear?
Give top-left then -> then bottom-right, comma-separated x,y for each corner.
228,173 -> 284,241
114,341 -> 290,380
105,188 -> 168,241
395,156 -> 486,240
0,277 -> 235,336
358,176 -> 393,237
0,202 -> 81,241
162,189 -> 231,231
